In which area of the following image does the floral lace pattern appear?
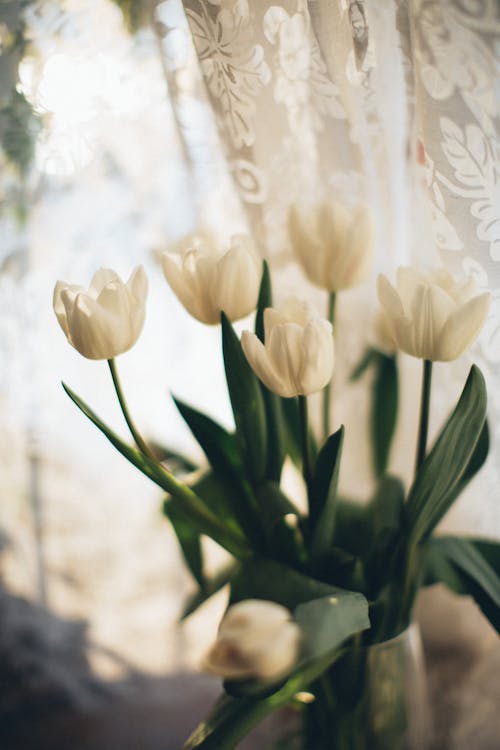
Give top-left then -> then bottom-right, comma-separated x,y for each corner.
178,0 -> 500,534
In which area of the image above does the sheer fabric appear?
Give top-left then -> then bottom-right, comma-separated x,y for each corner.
168,0 -> 500,534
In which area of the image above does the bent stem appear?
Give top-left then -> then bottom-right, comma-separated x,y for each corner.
415,359 -> 433,474
322,292 -> 336,440
108,358 -> 155,460
299,395 -> 313,500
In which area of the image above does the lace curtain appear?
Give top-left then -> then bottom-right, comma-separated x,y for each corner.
163,0 -> 500,531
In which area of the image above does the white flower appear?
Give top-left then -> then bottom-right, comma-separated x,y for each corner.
53,266 -> 148,360
161,234 -> 260,325
241,297 -> 334,397
289,201 -> 374,291
377,267 -> 491,362
203,599 -> 301,681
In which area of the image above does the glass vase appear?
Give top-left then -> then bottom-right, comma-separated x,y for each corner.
300,624 -> 431,750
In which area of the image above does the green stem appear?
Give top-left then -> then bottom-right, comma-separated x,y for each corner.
108,358 -> 155,460
415,359 -> 433,473
299,395 -> 313,497
322,292 -> 336,440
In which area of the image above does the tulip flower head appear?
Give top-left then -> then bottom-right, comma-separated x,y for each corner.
289,201 -> 374,291
203,599 -> 301,681
377,267 -> 490,362
161,234 -> 260,325
241,297 -> 334,397
53,266 -> 148,360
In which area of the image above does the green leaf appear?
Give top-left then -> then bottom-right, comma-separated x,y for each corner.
230,557 -> 350,610
174,399 -> 263,546
350,348 -> 379,382
221,313 -> 268,484
281,397 -> 301,464
332,499 -> 372,558
62,383 -> 250,559
310,426 -> 345,560
405,365 -> 487,544
191,472 -> 244,535
429,537 -> 500,631
365,476 -> 405,594
149,441 -> 198,475
173,398 -> 242,477
255,259 -> 272,343
294,591 -> 370,666
474,538 -> 500,574
253,261 -> 287,481
163,497 -> 204,589
181,563 -> 239,620
371,354 -> 398,478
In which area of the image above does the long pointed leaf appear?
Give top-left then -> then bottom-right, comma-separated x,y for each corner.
174,399 -> 263,545
173,398 -> 242,477
311,426 -> 345,560
163,498 -> 204,589
428,536 -> 500,632
62,383 -> 250,559
221,313 -> 267,485
371,354 -> 398,478
254,261 -> 286,481
405,365 -> 487,543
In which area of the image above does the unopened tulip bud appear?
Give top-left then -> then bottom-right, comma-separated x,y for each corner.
289,201 -> 374,291
377,267 -> 490,362
203,599 -> 301,681
241,297 -> 334,398
161,234 -> 260,325
53,266 -> 148,360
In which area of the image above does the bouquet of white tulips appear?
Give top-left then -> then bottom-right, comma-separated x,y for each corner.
54,202 -> 500,750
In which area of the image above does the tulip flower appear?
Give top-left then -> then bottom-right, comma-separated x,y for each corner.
289,201 -> 374,291
203,599 -> 301,681
377,267 -> 490,362
241,297 -> 334,398
53,266 -> 148,360
161,234 -> 260,325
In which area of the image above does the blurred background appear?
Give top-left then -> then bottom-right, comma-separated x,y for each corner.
0,0 -> 499,748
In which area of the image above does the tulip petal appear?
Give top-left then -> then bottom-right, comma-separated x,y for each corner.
438,292 -> 491,361
162,252 -> 212,323
377,274 -> 406,322
396,267 -> 425,315
89,268 -> 120,296
127,265 -> 148,304
214,246 -> 259,321
241,330 -> 292,397
53,281 -> 81,337
96,280 -> 131,318
268,323 -> 304,396
299,319 -> 334,395
411,283 -> 455,360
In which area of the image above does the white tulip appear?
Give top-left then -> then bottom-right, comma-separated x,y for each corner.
161,234 -> 260,325
241,297 -> 334,397
203,599 -> 301,681
377,267 -> 491,362
53,266 -> 148,360
289,201 -> 374,291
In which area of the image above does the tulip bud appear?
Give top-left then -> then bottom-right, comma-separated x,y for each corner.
289,201 -> 374,291
161,234 -> 260,325
377,267 -> 491,362
203,599 -> 301,681
53,266 -> 148,360
241,297 -> 334,398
